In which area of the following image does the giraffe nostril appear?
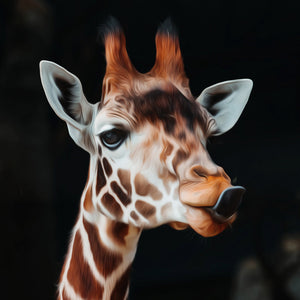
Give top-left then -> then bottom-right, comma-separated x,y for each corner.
192,167 -> 207,179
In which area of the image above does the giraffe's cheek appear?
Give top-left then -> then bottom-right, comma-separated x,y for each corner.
185,207 -> 229,237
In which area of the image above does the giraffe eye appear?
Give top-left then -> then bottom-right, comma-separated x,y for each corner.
100,128 -> 128,150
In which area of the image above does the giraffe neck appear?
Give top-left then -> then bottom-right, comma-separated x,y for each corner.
58,160 -> 141,300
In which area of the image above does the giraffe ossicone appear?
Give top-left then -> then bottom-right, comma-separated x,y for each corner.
40,18 -> 253,300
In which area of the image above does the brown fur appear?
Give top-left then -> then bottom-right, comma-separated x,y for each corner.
118,169 -> 132,196
149,31 -> 192,99
107,220 -> 129,246
102,157 -> 113,177
172,149 -> 189,171
110,181 -> 131,206
160,140 -> 174,162
83,185 -> 93,212
110,265 -> 131,300
158,167 -> 177,194
102,26 -> 138,99
134,173 -> 163,200
100,193 -> 123,219
130,211 -> 139,221
100,22 -> 212,147
98,144 -> 102,156
67,231 -> 104,298
101,19 -> 195,104
83,218 -> 123,277
96,161 -> 106,195
135,200 -> 156,219
131,89 -> 208,135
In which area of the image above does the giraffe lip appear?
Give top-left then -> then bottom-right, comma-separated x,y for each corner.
185,206 -> 229,237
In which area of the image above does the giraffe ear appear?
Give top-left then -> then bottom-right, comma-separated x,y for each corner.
196,79 -> 253,136
39,60 -> 94,149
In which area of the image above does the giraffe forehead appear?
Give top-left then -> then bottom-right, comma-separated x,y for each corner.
133,88 -> 207,131
98,87 -> 209,136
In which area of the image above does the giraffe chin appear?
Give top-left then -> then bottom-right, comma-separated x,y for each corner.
169,221 -> 189,230
186,206 -> 233,237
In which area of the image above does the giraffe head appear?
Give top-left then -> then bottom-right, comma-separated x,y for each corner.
40,19 -> 252,237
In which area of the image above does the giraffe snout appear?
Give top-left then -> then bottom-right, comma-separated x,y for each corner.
179,163 -> 246,236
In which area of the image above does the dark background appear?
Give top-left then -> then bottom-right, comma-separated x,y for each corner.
1,0 -> 299,299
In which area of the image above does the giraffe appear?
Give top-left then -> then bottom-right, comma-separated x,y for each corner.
39,18 -> 253,300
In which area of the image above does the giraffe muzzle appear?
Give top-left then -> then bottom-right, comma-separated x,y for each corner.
207,186 -> 246,222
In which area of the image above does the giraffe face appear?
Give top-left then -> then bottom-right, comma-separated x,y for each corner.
86,84 -> 242,236
40,20 -> 252,237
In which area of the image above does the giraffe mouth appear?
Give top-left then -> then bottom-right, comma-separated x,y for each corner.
182,186 -> 245,237
185,206 -> 233,237
205,186 -> 245,222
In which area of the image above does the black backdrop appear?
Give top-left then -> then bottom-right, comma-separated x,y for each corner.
1,0 -> 299,299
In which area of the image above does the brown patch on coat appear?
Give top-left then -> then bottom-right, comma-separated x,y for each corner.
160,141 -> 174,162
83,218 -> 123,277
118,169 -> 132,196
67,231 -> 104,298
111,265 -> 131,300
102,157 -> 113,177
107,220 -> 129,246
135,200 -> 156,219
96,160 -> 106,195
111,181 -> 131,206
134,173 -> 163,200
130,211 -> 139,222
101,193 -> 123,219
98,145 -> 102,156
177,131 -> 187,141
83,185 -> 93,212
172,149 -> 189,172
158,167 -> 177,194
